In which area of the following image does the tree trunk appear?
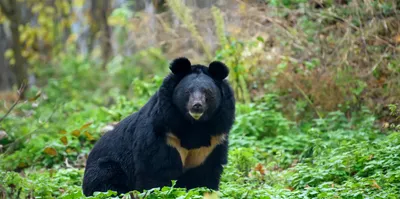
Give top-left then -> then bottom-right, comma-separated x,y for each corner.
0,25 -> 15,91
99,0 -> 112,69
88,0 -> 112,69
9,0 -> 27,95
0,0 -> 28,97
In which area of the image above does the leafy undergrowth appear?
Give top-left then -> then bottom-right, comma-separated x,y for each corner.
1,71 -> 399,199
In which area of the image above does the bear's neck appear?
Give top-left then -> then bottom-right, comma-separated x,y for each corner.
169,118 -> 224,149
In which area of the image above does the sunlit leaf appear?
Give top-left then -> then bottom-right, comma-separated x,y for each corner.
203,192 -> 219,199
73,0 -> 85,7
5,49 -> 13,59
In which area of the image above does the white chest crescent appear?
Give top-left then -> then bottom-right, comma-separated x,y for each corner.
166,133 -> 226,169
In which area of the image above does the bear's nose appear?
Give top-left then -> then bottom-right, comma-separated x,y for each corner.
192,103 -> 203,112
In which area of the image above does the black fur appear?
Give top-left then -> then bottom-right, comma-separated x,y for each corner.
82,57 -> 235,196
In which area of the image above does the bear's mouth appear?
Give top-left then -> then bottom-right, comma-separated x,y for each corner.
189,111 -> 203,120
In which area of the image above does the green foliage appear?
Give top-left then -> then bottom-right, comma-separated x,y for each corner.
0,169 -> 83,198
1,59 -> 400,198
231,94 -> 293,138
214,39 -> 254,103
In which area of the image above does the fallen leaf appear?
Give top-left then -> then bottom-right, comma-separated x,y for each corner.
71,129 -> 80,137
60,136 -> 68,145
372,180 -> 381,189
84,131 -> 95,141
80,121 -> 93,130
44,147 -> 57,156
286,187 -> 294,191
254,163 -> 266,175
66,148 -> 75,154
17,162 -> 27,168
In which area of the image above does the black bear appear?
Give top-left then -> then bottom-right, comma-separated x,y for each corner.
82,57 -> 235,196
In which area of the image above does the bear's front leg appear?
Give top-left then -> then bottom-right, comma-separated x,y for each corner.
175,162 -> 224,190
175,144 -> 228,190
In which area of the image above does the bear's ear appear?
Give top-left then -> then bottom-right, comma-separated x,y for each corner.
209,61 -> 229,80
170,57 -> 192,75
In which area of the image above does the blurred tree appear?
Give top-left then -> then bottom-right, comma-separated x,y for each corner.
0,0 -> 27,96
0,25 -> 14,91
89,0 -> 112,69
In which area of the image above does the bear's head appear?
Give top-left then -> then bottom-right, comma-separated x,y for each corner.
169,57 -> 230,122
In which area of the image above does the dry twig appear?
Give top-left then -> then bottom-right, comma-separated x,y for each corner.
0,83 -> 26,123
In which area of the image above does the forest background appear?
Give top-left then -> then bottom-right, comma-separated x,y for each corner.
0,0 -> 399,198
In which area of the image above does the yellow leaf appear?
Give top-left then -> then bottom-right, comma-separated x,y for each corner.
71,130 -> 80,137
5,49 -> 13,59
44,147 -> 57,156
32,4 -> 43,13
66,148 -> 74,154
60,136 -> 68,145
60,129 -> 67,134
62,1 -> 71,14
17,162 -> 27,168
80,122 -> 93,130
73,0 -> 85,7
22,50 -> 29,57
29,90 -> 42,102
84,131 -> 95,141
0,14 -> 8,23
45,7 -> 55,15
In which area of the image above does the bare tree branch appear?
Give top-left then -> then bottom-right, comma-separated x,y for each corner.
0,82 -> 26,123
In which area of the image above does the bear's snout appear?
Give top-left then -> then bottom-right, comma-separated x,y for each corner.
188,91 -> 207,120
192,103 -> 203,112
